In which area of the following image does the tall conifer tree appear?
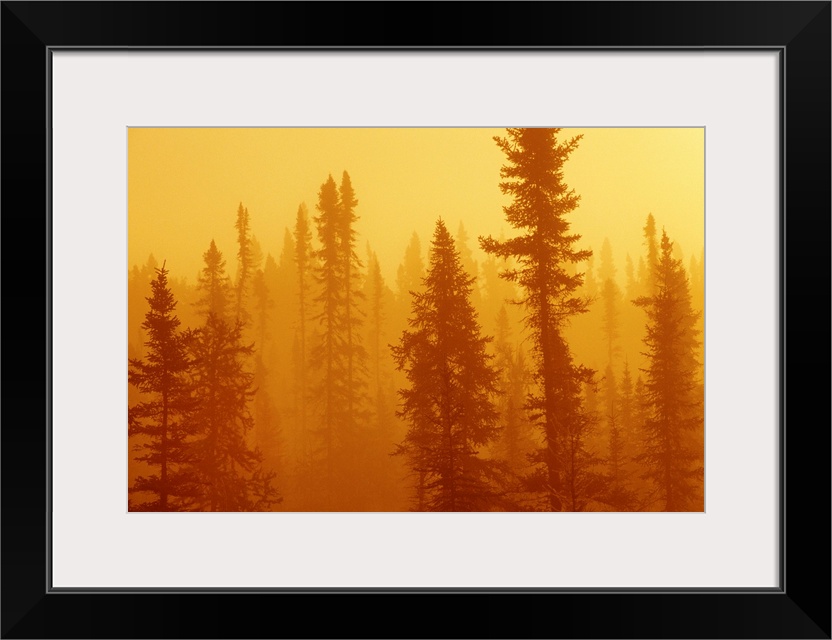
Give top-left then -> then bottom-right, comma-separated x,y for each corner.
235,202 -> 253,323
129,264 -> 199,511
480,128 -> 596,511
190,242 -> 280,511
393,219 -> 503,511
634,230 -> 703,511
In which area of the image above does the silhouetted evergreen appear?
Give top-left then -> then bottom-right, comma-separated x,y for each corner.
128,264 -> 200,511
491,306 -> 534,476
480,128 -> 597,511
396,231 -> 425,304
633,230 -> 703,511
293,204 -> 314,455
191,243 -> 280,511
393,219 -> 505,511
195,240 -> 233,320
309,172 -> 370,508
234,202 -> 254,323
337,172 -> 370,444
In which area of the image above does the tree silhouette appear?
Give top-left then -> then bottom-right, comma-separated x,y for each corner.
191,244 -> 280,511
195,240 -> 233,320
128,263 -> 199,511
188,313 -> 281,511
396,231 -> 425,304
634,229 -> 702,511
599,238 -> 621,366
455,221 -> 482,312
491,306 -> 534,475
480,128 -> 596,511
234,202 -> 253,323
309,172 -> 370,507
337,171 -> 370,441
641,213 -> 659,296
293,203 -> 314,454
393,219 -> 503,511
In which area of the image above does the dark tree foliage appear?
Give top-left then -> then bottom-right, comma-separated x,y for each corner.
309,173 -> 370,507
128,264 -> 200,511
393,219 -> 505,512
310,175 -> 345,503
480,128 -> 597,511
190,244 -> 281,511
634,230 -> 703,511
189,313 -> 281,511
337,171 -> 370,434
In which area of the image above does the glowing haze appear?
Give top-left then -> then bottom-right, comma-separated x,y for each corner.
128,127 -> 703,284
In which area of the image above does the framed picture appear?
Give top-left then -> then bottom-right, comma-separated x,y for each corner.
3,2 -> 829,638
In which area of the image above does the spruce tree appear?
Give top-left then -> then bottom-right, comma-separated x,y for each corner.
395,232 -> 425,303
293,203 -> 314,451
455,221 -> 482,312
311,175 -> 345,502
195,240 -> 233,320
235,202 -> 253,323
492,306 -> 533,476
634,230 -> 703,511
128,263 -> 199,511
641,213 -> 659,296
191,243 -> 280,511
480,128 -> 596,511
393,219 -> 503,512
337,172 -> 370,438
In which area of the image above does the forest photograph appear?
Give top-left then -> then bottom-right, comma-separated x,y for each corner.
128,127 -> 704,513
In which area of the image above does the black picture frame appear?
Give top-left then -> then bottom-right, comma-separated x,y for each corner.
2,2 -> 829,638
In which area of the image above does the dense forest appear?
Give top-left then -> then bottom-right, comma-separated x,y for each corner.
128,128 -> 704,512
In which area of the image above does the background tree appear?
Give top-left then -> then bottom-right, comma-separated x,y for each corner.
393,219 -> 504,512
234,202 -> 253,323
337,171 -> 370,443
195,240 -> 233,320
633,230 -> 703,511
641,213 -> 659,296
128,263 -> 199,511
480,127 -> 596,511
599,238 -> 621,366
293,203 -> 314,455
491,306 -> 534,476
191,243 -> 281,511
455,221 -> 482,313
189,314 -> 280,511
310,175 -> 345,506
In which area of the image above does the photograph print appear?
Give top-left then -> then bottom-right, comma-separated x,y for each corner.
128,127 -> 704,513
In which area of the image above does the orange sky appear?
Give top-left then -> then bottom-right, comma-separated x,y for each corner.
128,128 -> 704,285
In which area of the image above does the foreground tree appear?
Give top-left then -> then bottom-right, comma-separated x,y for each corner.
190,244 -> 281,511
189,313 -> 281,511
128,263 -> 199,511
634,230 -> 703,511
480,127 -> 596,511
393,219 -> 503,512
